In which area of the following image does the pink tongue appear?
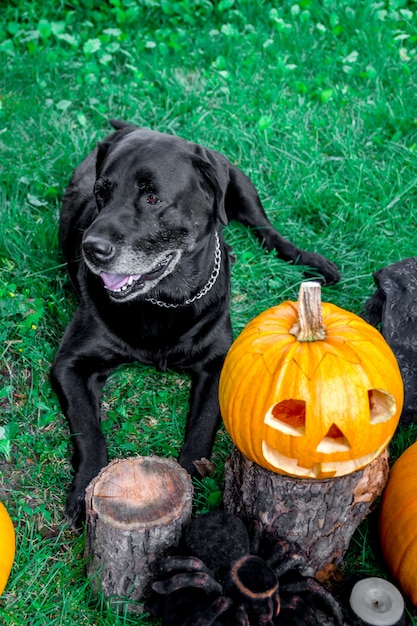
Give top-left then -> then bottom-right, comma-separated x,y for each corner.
101,273 -> 138,291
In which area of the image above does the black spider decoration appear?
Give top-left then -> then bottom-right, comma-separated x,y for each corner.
147,511 -> 345,626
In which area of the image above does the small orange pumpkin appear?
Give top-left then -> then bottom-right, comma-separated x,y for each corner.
219,282 -> 403,478
379,441 -> 417,605
0,501 -> 15,595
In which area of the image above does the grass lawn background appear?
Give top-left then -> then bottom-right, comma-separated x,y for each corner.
1,0 -> 417,623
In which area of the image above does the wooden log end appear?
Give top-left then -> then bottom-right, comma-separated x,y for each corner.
85,456 -> 193,611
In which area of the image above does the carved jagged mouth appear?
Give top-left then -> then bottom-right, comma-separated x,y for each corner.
100,253 -> 174,300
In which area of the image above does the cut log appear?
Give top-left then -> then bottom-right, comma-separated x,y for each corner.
223,447 -> 389,581
85,456 -> 193,612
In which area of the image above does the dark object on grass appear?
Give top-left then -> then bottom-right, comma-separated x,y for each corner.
147,511 -> 345,626
50,119 -> 340,529
362,257 -> 417,425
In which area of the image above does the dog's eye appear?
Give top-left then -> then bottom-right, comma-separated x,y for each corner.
146,194 -> 160,205
94,178 -> 112,207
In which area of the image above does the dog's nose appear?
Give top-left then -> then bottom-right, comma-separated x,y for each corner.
83,235 -> 115,263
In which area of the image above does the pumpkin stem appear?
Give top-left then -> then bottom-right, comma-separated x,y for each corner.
289,281 -> 326,342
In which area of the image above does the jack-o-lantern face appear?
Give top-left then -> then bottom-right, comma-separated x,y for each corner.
219,284 -> 404,478
262,389 -> 396,479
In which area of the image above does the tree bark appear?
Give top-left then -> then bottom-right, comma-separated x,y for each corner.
85,456 -> 193,612
223,447 -> 389,581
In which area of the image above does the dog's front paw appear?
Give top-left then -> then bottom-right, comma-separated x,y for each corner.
65,490 -> 87,531
319,258 -> 341,286
192,457 -> 215,477
300,252 -> 341,286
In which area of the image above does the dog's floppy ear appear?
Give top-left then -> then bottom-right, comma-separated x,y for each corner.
193,146 -> 230,225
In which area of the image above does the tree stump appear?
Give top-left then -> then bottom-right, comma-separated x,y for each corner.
85,456 -> 193,612
223,447 -> 390,581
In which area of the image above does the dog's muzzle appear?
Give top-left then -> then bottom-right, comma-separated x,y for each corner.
82,232 -> 180,301
100,252 -> 175,299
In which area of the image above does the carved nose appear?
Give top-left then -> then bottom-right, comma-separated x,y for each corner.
83,235 -> 115,263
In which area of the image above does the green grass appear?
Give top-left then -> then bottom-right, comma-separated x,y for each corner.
1,0 -> 417,623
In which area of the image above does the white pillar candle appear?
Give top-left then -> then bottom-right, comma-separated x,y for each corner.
349,577 -> 405,626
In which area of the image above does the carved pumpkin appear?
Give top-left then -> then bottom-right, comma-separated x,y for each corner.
0,501 -> 15,595
219,282 -> 403,479
379,441 -> 417,605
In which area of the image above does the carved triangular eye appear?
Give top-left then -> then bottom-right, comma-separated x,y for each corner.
368,389 -> 396,424
267,399 -> 306,436
271,399 -> 306,426
316,424 -> 351,454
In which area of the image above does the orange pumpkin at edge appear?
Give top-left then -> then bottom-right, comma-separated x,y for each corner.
219,282 -> 404,479
379,441 -> 417,606
0,501 -> 15,595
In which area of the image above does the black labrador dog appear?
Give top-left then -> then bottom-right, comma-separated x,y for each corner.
51,120 -> 340,528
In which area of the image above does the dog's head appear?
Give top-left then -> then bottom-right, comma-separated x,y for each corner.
82,122 -> 229,303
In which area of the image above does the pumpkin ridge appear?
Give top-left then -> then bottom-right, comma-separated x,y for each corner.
380,493 -> 417,544
397,562 -> 417,603
292,342 -> 331,381
260,341 -> 299,376
390,534 -> 417,580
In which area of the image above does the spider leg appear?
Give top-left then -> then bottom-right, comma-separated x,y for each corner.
152,555 -> 212,576
283,578 -> 344,626
270,553 -> 307,579
191,596 -> 234,626
268,539 -> 293,560
235,604 -> 250,626
248,519 -> 263,555
280,595 -> 318,625
152,571 -> 223,596
265,539 -> 309,578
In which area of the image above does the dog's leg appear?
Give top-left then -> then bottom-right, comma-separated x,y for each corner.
178,362 -> 224,476
225,165 -> 341,285
51,313 -> 118,528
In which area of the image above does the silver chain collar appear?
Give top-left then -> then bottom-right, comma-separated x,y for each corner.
145,231 -> 222,309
